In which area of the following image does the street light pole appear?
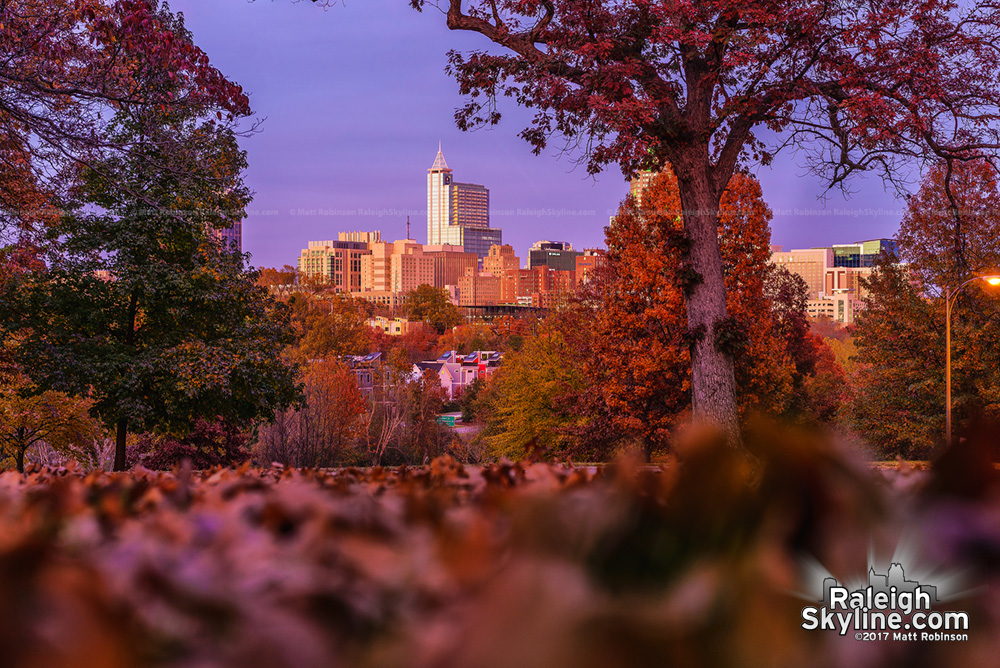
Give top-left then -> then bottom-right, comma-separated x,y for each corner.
945,275 -> 1000,444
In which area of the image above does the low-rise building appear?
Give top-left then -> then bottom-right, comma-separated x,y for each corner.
457,268 -> 501,306
413,350 -> 502,399
343,352 -> 382,397
367,316 -> 420,336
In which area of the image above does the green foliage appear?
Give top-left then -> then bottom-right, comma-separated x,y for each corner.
0,101 -> 300,470
481,323 -> 587,460
458,377 -> 486,423
852,263 -> 944,458
853,160 -> 1000,458
406,284 -> 461,334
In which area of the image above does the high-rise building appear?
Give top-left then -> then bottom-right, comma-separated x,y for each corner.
528,240 -> 582,273
358,239 -> 432,294
500,266 -> 572,305
770,247 -> 833,299
629,170 -> 658,206
770,239 -> 896,325
214,221 -> 242,253
830,239 -> 898,267
297,239 -> 370,292
424,244 -> 479,289
390,248 -> 435,294
339,231 -> 382,245
426,147 -> 501,261
457,267 -> 501,306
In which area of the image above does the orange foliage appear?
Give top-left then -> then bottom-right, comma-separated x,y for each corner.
574,168 -> 800,456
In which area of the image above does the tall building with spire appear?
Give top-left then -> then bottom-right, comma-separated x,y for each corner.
426,146 -> 501,262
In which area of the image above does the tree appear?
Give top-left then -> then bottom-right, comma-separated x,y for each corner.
258,265 -> 300,300
437,323 -> 496,355
253,360 -> 367,467
298,360 -> 368,465
292,294 -> 374,362
141,419 -> 252,470
854,159 -> 1000,456
406,285 -> 461,334
572,169 -> 804,459
397,0 -> 1000,445
0,0 -> 250,254
403,369 -> 448,464
0,376 -> 101,472
852,262 -> 943,458
897,160 -> 1000,290
482,320 -> 589,460
364,349 -> 413,466
458,377 -> 486,422
1,19 -> 300,470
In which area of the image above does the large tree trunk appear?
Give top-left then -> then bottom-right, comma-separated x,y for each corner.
676,169 -> 741,446
15,426 -> 26,473
114,417 -> 128,471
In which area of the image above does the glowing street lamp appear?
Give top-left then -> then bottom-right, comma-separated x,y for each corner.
945,274 -> 1000,444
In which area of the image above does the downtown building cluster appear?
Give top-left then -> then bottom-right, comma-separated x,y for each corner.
295,149 -> 606,310
770,239 -> 897,324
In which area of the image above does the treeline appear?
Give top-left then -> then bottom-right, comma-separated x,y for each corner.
0,2 -> 299,472
0,1 -> 993,467
478,169 -> 848,462
487,160 -> 1000,462
850,160 -> 1000,459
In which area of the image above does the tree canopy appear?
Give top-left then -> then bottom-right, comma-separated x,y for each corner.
406,285 -> 462,334
0,376 -> 101,472
0,0 -> 251,258
0,13 -> 299,470
853,159 -> 1000,457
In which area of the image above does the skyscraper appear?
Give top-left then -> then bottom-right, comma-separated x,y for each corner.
213,221 -> 242,253
426,146 -> 501,262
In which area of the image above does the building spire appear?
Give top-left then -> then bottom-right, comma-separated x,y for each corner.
430,143 -> 450,171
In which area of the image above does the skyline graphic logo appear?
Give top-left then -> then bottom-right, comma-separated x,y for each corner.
801,563 -> 969,642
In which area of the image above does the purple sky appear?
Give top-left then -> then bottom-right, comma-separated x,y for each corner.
170,0 -> 904,269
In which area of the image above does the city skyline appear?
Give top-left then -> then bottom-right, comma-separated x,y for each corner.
169,0 -> 903,271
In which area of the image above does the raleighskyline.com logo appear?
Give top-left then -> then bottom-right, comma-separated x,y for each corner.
801,563 -> 970,641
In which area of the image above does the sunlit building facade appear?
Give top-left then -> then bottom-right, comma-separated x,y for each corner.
426,147 -> 501,262
297,239 -> 370,292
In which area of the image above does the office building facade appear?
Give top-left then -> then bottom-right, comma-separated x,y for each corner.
528,240 -> 582,273
297,239 -> 370,292
426,147 -> 502,261
424,244 -> 479,289
484,244 -> 520,274
831,239 -> 898,267
770,239 -> 895,325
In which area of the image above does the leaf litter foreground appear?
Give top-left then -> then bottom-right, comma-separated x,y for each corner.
1,427 -> 999,668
